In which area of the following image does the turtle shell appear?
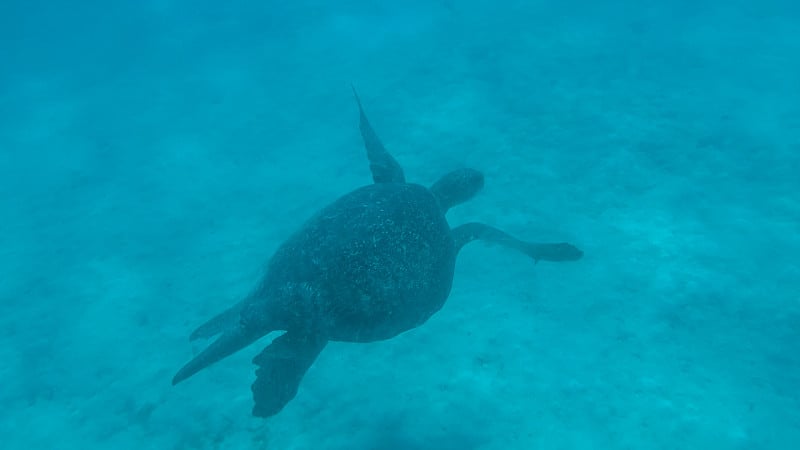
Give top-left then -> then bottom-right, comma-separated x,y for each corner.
250,182 -> 456,342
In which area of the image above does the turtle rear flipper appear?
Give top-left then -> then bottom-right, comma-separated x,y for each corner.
452,222 -> 583,263
189,299 -> 247,341
251,332 -> 327,417
172,324 -> 262,385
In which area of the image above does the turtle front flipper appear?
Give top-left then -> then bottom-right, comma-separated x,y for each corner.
251,332 -> 327,417
351,86 -> 406,184
452,222 -> 583,263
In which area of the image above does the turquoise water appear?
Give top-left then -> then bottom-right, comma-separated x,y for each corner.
2,1 -> 798,448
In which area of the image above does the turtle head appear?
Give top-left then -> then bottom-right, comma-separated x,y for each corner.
430,168 -> 485,213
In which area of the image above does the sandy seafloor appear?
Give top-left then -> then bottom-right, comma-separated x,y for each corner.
1,1 -> 799,449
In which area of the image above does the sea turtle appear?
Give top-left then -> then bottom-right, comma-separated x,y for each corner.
172,89 -> 583,417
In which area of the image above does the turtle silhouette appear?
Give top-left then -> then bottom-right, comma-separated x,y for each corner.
172,88 -> 583,417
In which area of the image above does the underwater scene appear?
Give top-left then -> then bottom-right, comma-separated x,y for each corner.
1,0 -> 798,448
